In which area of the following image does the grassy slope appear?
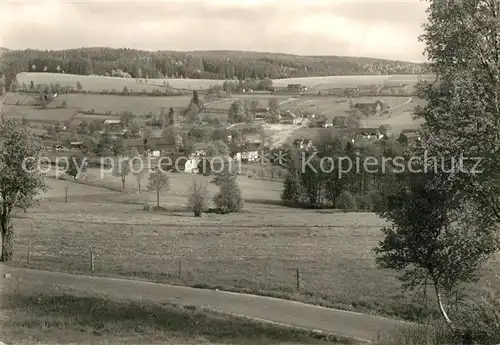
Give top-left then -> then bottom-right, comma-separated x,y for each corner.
10,175 -> 500,323
0,277 -> 353,345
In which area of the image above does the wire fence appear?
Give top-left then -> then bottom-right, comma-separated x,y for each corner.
14,248 -> 310,295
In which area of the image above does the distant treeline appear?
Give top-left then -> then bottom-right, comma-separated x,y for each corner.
1,48 -> 429,85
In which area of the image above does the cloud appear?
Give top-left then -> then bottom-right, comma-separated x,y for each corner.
0,0 -> 427,61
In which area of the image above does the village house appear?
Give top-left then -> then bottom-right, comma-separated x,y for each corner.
378,125 -> 393,137
254,107 -> 269,121
235,141 -> 261,163
281,111 -> 300,125
124,137 -> 178,156
69,141 -> 84,150
353,128 -> 384,140
399,129 -> 421,142
293,138 -> 314,150
102,119 -> 124,134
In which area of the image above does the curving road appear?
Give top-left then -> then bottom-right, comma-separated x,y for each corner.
0,265 -> 415,343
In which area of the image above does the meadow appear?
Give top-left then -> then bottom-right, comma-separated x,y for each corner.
9,171 -> 500,323
16,72 -> 432,93
1,278 -> 350,345
57,93 -> 192,115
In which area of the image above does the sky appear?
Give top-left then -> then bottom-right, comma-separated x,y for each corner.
0,0 -> 429,62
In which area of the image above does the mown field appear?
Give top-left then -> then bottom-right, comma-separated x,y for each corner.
8,171 -> 500,323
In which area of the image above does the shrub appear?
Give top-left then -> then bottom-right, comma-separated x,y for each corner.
355,194 -> 372,211
335,190 -> 356,212
187,180 -> 210,217
213,175 -> 243,214
143,201 -> 152,212
457,287 -> 500,344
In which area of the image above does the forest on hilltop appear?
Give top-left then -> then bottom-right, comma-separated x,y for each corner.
1,47 -> 428,83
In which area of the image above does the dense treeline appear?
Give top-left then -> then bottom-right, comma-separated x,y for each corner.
1,48 -> 428,84
280,136 -> 407,211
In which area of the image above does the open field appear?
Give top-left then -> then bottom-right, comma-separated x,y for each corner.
0,278 -> 348,345
8,172 -> 500,323
16,72 -> 434,93
3,105 -> 77,123
271,74 -> 435,90
205,96 -> 290,111
56,93 -> 192,115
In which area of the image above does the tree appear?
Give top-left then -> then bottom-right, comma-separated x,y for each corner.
130,150 -> 146,193
112,136 -> 125,156
228,99 -> 247,124
0,118 -> 47,261
250,99 -> 259,114
268,98 -> 280,114
66,155 -> 87,180
147,169 -> 170,208
213,175 -> 244,213
374,170 -> 499,331
128,118 -> 142,136
335,190 -> 356,212
113,158 -> 131,189
416,0 -> 500,223
214,140 -> 229,156
120,111 -> 135,127
191,90 -> 199,107
76,81 -> 83,91
187,179 -> 210,217
167,107 -> 176,126
281,171 -> 303,205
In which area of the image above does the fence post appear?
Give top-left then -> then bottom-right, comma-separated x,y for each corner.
178,259 -> 182,279
90,252 -> 94,272
296,268 -> 300,291
27,249 -> 30,268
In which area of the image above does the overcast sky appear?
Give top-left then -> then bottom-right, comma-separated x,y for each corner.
0,0 -> 428,62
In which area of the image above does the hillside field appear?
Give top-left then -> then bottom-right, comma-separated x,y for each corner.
8,171 -> 500,323
15,72 -> 433,92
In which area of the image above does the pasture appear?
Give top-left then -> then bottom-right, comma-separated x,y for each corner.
9,170 -> 500,323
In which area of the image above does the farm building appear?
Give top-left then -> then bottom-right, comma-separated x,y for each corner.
378,83 -> 408,95
353,100 -> 386,114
